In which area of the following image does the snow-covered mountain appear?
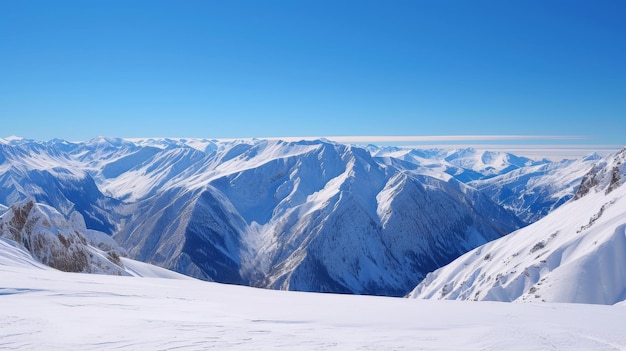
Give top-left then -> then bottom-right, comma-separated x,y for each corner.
0,139 -> 123,233
469,154 -> 601,223
369,146 -> 543,182
106,140 -> 522,295
370,146 -> 598,224
408,147 -> 626,304
0,136 -> 601,296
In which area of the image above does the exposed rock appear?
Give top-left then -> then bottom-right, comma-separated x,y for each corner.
0,199 -> 127,275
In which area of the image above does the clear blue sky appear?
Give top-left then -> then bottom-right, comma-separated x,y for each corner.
1,0 -> 625,146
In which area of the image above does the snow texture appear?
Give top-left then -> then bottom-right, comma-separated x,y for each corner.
1,249 -> 625,350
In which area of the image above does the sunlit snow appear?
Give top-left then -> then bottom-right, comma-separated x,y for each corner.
1,247 -> 626,350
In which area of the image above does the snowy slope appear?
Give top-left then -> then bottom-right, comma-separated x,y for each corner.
0,234 -> 50,269
409,148 -> 626,304
1,255 -> 626,350
119,256 -> 193,279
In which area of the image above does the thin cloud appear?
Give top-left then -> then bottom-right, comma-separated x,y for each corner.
255,135 -> 588,143
327,135 -> 587,143
152,135 -> 618,160
246,135 -> 615,160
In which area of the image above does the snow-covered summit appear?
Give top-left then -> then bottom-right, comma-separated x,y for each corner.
369,146 -> 541,182
0,135 -> 26,144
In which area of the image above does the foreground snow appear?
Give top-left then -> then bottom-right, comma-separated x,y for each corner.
1,262 -> 626,350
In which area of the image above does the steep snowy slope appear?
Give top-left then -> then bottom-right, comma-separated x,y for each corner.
255,169 -> 521,296
409,148 -> 626,304
115,186 -> 248,283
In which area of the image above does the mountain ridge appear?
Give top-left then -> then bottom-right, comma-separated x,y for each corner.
0,136 -> 609,296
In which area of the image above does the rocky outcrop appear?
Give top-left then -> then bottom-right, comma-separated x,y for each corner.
575,147 -> 626,199
0,199 -> 127,275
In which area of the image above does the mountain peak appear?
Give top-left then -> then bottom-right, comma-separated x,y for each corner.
574,147 -> 626,199
0,136 -> 25,144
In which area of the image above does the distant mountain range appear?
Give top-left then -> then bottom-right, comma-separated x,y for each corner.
409,147 -> 626,304
0,137 -> 609,296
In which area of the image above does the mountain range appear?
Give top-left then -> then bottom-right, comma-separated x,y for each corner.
0,136 -> 610,296
409,147 -> 626,304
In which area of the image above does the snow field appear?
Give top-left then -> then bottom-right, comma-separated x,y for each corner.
1,262 -> 626,350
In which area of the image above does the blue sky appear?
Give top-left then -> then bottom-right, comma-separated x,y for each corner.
1,1 -> 625,149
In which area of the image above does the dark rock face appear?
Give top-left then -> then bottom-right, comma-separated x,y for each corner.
575,148 -> 626,199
